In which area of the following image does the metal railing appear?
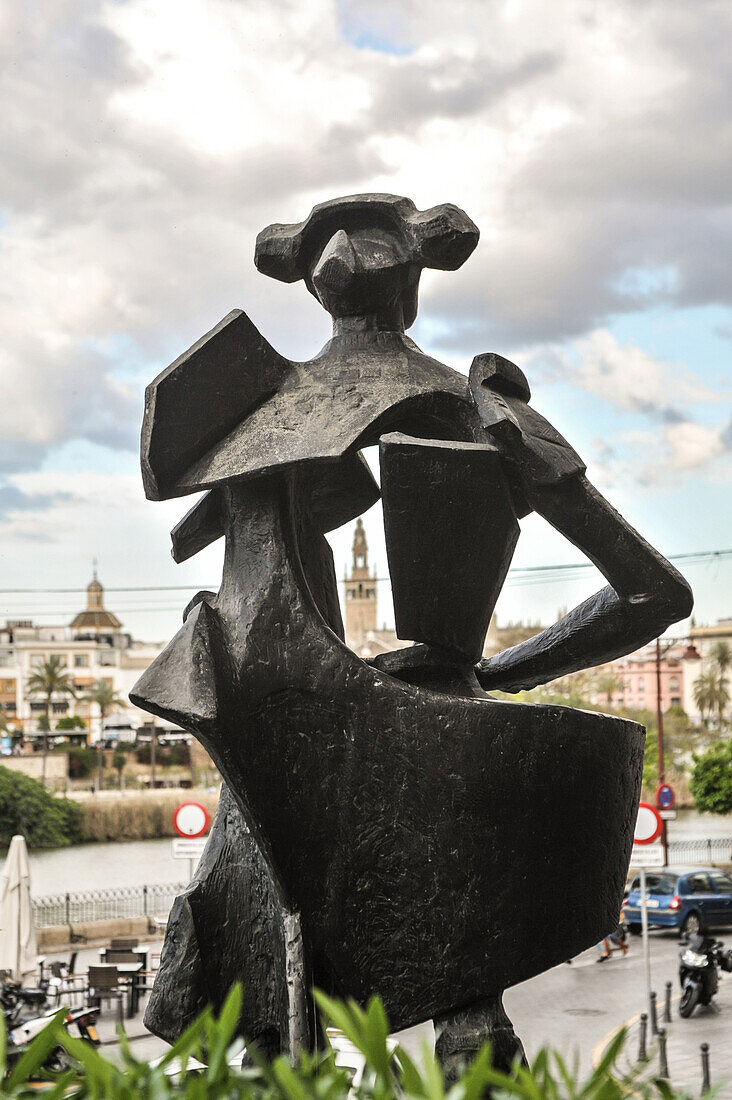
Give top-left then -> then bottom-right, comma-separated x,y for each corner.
31,883 -> 186,928
667,837 -> 732,864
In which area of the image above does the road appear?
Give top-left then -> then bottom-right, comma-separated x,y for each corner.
505,927 -> 732,1095
59,926 -> 732,1094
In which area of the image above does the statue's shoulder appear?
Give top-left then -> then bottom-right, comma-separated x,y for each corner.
469,353 -> 585,487
141,309 -> 292,501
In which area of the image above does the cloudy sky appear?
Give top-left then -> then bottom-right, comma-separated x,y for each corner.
1,0 -> 730,641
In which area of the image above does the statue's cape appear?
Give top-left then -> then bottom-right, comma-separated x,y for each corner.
141,311 -> 474,502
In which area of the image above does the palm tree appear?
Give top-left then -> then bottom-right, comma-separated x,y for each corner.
710,642 -> 731,727
693,668 -> 729,731
592,668 -> 623,707
710,641 -> 731,677
81,680 -> 127,791
26,656 -> 76,783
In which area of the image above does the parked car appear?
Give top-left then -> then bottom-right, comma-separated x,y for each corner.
624,867 -> 732,936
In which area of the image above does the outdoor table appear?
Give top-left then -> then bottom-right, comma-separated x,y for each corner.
116,962 -> 145,1018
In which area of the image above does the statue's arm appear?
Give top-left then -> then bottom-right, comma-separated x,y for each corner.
475,474 -> 693,693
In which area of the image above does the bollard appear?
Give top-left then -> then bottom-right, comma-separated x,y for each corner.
650,990 -> 659,1035
638,1013 -> 648,1062
700,1043 -> 710,1095
664,981 -> 673,1023
658,1028 -> 669,1079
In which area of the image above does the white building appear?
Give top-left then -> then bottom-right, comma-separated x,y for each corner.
682,618 -> 732,722
0,573 -> 163,741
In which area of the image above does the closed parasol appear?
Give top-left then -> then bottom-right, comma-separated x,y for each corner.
0,835 -> 37,982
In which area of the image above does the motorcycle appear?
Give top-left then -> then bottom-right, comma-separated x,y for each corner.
1,979 -> 100,1073
678,933 -> 732,1018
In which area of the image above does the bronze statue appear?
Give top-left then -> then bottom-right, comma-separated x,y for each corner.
131,194 -> 692,1070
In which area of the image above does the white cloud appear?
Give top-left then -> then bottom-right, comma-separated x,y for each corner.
1,0 -> 731,480
571,329 -> 718,415
665,421 -> 726,471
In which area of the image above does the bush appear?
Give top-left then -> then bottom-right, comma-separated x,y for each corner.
0,765 -> 83,849
52,744 -> 97,779
0,987 -> 691,1097
55,716 -> 87,731
690,739 -> 732,814
167,743 -> 190,766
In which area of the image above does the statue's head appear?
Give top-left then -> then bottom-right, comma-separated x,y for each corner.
255,194 -> 478,332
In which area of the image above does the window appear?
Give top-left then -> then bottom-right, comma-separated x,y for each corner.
669,677 -> 679,690
30,654 -> 46,668
644,875 -> 676,896
51,701 -> 68,714
4,703 -> 16,713
638,678 -> 645,691
686,874 -> 713,895
709,872 -> 732,893
671,696 -> 681,706
74,654 -> 89,668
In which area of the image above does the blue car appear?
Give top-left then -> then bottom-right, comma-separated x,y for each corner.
624,867 -> 732,937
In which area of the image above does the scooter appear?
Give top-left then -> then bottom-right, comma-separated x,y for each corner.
1,979 -> 100,1073
678,933 -> 732,1018
6,1005 -> 100,1073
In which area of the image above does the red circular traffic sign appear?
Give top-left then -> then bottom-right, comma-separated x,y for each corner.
634,801 -> 663,845
173,801 -> 210,839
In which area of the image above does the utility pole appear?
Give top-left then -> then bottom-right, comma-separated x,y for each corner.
655,638 -> 669,866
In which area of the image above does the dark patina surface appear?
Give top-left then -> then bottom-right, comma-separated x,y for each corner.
132,192 -> 692,1068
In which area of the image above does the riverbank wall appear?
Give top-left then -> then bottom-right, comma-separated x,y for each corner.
37,915 -> 162,951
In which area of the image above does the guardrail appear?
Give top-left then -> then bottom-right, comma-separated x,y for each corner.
31,883 -> 186,928
667,837 -> 732,864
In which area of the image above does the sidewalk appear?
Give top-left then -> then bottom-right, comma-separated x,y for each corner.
42,937 -> 169,1064
595,988 -> 732,1098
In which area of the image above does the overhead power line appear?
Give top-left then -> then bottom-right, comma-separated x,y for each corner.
0,548 -> 728,597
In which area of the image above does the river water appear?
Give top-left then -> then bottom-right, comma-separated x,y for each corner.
8,809 -> 732,897
27,838 -> 185,896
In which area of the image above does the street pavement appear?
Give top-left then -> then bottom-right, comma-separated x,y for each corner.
505,928 -> 732,1097
43,927 -> 732,1094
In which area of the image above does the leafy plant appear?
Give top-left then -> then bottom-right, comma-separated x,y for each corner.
690,739 -> 732,814
52,745 -> 97,779
0,765 -> 83,849
0,986 -> 700,1098
55,716 -> 88,731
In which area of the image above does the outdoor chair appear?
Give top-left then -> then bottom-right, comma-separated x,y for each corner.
86,966 -> 126,1023
104,950 -> 142,965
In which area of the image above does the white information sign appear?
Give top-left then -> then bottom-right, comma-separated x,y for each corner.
629,843 -> 664,868
659,810 -> 677,821
172,838 -> 207,860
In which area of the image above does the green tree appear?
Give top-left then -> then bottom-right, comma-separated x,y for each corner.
81,679 -> 127,790
710,640 -> 731,676
112,748 -> 126,788
690,740 -> 732,815
693,668 -> 722,728
54,715 -> 87,731
591,668 -> 623,706
0,764 -> 82,848
26,656 -> 76,784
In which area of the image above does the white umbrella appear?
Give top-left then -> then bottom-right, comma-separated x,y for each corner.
0,835 -> 38,982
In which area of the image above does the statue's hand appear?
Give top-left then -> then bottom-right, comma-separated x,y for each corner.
468,353 -> 585,497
